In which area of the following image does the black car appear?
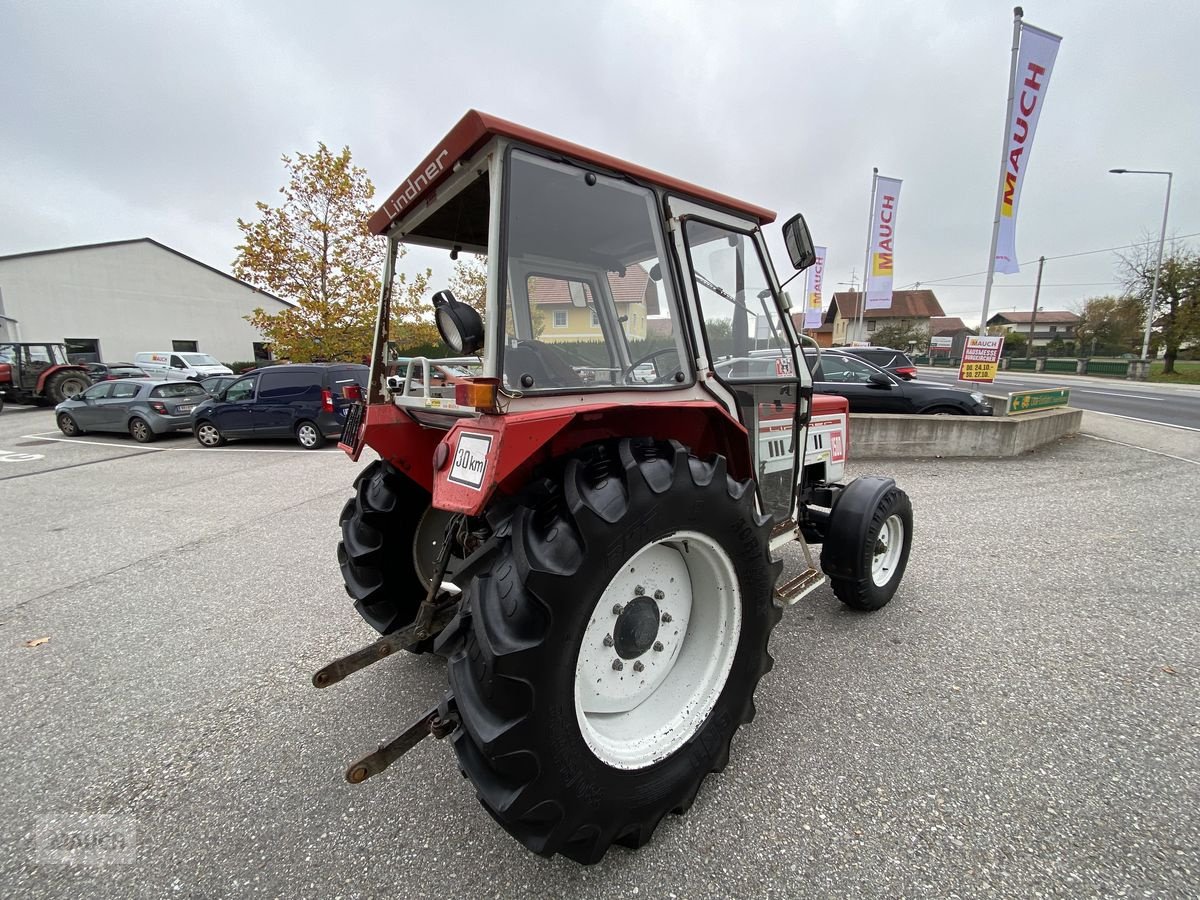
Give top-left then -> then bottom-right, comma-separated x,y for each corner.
838,347 -> 918,380
804,350 -> 992,416
190,363 -> 368,449
85,362 -> 148,384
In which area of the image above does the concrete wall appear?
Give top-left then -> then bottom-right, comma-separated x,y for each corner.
0,240 -> 289,362
849,407 -> 1083,458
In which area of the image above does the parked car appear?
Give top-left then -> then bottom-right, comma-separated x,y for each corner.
85,362 -> 147,384
134,351 -> 233,381
199,374 -> 239,396
55,379 -> 209,442
839,346 -> 919,380
190,363 -> 368,449
804,350 -> 991,415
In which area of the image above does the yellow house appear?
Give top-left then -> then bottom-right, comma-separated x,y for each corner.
529,265 -> 655,342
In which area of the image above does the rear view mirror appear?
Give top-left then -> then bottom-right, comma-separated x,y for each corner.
568,282 -> 589,308
782,214 -> 816,271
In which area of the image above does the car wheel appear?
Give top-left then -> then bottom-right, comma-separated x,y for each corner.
129,417 -> 156,443
195,421 -> 226,447
57,413 -> 80,436
296,420 -> 326,449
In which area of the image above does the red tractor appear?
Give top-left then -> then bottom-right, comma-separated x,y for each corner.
314,112 -> 913,864
0,342 -> 92,407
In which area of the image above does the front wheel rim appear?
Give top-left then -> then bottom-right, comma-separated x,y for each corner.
573,530 -> 741,770
872,514 -> 905,587
59,415 -> 76,435
197,424 -> 220,446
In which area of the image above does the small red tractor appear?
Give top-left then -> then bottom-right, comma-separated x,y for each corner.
314,111 -> 913,864
0,342 -> 92,407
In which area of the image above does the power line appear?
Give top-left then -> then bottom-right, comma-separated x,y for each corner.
906,230 -> 1200,289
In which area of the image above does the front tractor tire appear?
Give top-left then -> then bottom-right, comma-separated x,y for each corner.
445,438 -> 782,864
820,478 -> 913,612
338,460 -> 439,639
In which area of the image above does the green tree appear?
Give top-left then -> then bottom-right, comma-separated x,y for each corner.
235,143 -> 433,361
1074,295 -> 1144,357
1118,241 -> 1200,373
868,322 -> 930,351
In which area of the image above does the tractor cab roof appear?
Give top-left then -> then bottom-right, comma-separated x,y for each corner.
368,110 -> 776,237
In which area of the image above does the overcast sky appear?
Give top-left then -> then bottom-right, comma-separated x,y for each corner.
3,0 -> 1197,325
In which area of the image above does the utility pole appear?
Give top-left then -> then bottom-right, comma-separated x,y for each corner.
1026,255 -> 1044,359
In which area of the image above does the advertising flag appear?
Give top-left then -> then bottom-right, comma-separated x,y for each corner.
803,245 -> 827,329
994,23 -> 1060,274
865,177 -> 901,310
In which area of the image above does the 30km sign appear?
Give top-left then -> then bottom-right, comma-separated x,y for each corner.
958,335 -> 1005,383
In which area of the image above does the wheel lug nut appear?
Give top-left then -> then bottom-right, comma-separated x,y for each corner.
633,661 -> 644,672
634,585 -> 645,596
612,604 -> 623,615
661,612 -> 672,623
654,590 -> 664,600
603,634 -> 614,647
653,641 -> 664,652
612,659 -> 624,671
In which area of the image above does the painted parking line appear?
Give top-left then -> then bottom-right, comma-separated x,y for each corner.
1079,433 -> 1200,466
23,433 -> 341,453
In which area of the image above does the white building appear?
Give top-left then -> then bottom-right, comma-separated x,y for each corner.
0,238 -> 290,363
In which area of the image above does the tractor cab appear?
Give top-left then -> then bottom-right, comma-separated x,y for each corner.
351,110 -> 819,526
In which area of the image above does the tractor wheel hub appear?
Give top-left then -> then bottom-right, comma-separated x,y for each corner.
613,596 -> 660,659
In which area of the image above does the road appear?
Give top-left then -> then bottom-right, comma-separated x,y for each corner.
1,403 -> 1197,897
915,367 -> 1200,430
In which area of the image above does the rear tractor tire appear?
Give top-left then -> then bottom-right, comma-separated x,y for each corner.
45,371 -> 90,404
444,438 -> 782,864
337,460 -> 462,645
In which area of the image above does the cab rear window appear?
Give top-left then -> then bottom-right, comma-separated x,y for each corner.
151,383 -> 207,398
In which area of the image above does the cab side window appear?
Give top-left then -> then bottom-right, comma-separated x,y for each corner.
82,383 -> 114,400
224,377 -> 257,402
110,382 -> 141,399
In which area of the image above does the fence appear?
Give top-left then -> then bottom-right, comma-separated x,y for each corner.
1042,359 -> 1078,374
1006,358 -> 1038,371
1084,360 -> 1130,377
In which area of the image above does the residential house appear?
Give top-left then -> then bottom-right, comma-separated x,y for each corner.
926,316 -> 975,357
986,310 -> 1079,348
529,265 -> 655,343
795,290 -> 946,348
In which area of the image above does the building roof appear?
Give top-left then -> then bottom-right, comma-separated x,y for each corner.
0,238 -> 292,307
370,109 -> 776,235
827,290 -> 945,322
987,310 -> 1079,325
929,316 -> 973,336
528,265 -> 652,307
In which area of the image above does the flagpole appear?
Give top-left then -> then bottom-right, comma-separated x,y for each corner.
857,167 -> 878,344
979,6 -> 1024,335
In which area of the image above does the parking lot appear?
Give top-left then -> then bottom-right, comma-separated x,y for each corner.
1,403 -> 1196,898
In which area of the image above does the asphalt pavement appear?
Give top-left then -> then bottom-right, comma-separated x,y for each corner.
1,404 -> 1196,898
915,366 -> 1200,430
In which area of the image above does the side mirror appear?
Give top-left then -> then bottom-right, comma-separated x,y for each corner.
868,372 -> 892,387
67,392 -> 82,401
782,213 -> 817,271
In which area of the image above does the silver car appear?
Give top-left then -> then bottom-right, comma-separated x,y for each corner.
55,379 -> 208,443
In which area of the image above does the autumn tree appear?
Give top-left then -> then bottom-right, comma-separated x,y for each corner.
235,143 -> 434,362
869,322 -> 930,351
1073,295 -> 1144,357
1117,240 -> 1200,373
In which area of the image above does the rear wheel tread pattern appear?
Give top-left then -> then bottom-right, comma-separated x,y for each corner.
448,437 -> 782,864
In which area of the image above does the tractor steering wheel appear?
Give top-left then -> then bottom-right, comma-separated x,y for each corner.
622,347 -> 683,385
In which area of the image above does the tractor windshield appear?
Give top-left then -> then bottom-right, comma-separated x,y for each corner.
499,150 -> 689,392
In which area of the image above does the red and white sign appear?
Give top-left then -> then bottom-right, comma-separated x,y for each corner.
958,335 -> 1004,383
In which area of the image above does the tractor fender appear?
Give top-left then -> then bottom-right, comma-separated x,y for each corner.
818,475 -> 899,579
35,364 -> 86,394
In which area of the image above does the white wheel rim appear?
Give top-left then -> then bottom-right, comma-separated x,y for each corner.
573,530 -> 741,770
871,514 -> 904,587
413,506 -> 457,588
299,425 -> 317,446
198,425 -> 219,446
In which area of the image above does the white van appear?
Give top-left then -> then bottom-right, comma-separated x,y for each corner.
135,351 -> 234,381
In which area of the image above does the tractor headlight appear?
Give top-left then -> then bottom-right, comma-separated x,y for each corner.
432,290 -> 484,355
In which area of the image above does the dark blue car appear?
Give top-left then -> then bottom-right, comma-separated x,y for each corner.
190,364 -> 368,449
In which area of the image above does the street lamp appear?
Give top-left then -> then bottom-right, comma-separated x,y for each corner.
1108,168 -> 1173,361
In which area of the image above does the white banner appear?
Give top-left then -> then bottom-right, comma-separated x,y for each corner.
995,22 -> 1061,274
803,245 -> 827,329
865,176 -> 902,309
